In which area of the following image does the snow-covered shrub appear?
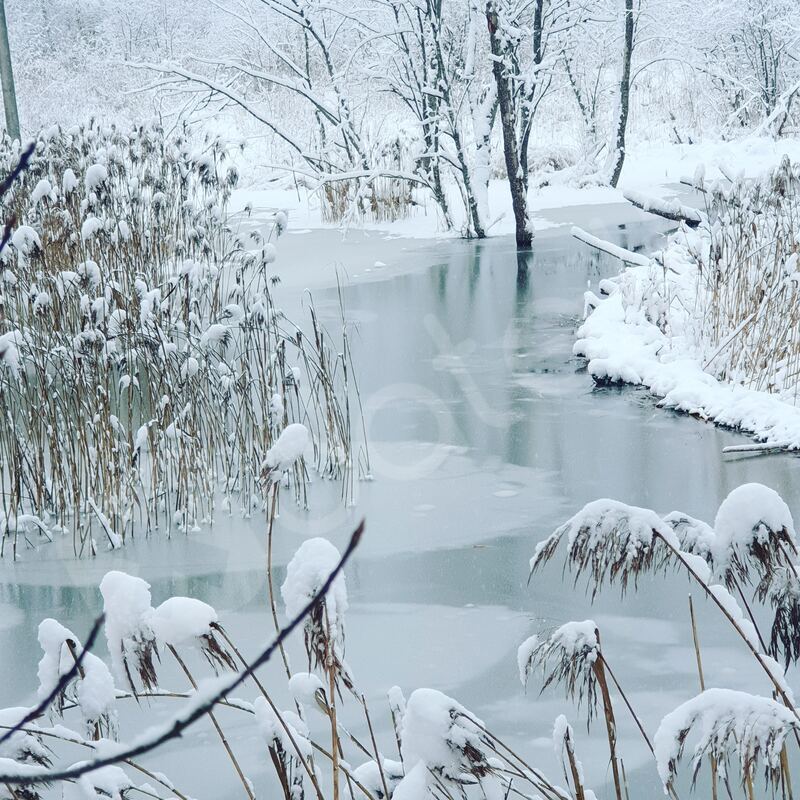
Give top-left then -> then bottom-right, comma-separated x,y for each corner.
530,498 -> 676,596
0,123 -> 360,557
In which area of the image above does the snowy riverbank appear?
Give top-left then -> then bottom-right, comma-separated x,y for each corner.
575,155 -> 800,451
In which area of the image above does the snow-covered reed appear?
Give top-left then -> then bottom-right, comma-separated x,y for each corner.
530,482 -> 800,798
3,483 -> 800,800
697,157 -> 800,401
0,123 -> 363,557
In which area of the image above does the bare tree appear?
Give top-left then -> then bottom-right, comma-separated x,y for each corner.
486,0 -> 531,247
609,0 -> 634,187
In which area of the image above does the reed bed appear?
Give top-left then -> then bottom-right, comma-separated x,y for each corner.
0,123 -> 361,558
695,157 -> 800,402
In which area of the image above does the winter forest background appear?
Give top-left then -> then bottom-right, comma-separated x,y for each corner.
3,2 -> 800,800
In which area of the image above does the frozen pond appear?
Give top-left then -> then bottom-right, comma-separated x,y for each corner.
2,207 -> 800,798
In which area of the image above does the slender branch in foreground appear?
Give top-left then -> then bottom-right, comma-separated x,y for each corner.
0,520 -> 365,786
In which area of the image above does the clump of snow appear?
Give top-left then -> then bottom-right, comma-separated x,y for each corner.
0,707 -> 49,765
30,179 -> 52,205
62,169 -> 79,194
392,761 -> 428,800
352,758 -> 404,799
254,696 -> 312,758
663,511 -> 716,565
11,226 -> 41,256
712,483 -> 796,584
150,597 -> 218,647
282,539 -> 346,625
36,618 -> 117,737
517,635 -> 539,687
401,688 -> 481,775
281,538 -> 348,684
265,423 -> 310,472
288,672 -> 326,709
81,217 -> 104,241
84,164 -> 109,191
400,688 -> 500,797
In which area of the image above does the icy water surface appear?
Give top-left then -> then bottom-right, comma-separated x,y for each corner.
2,213 -> 800,797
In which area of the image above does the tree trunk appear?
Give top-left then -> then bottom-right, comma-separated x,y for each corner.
486,1 -> 532,249
609,0 -> 633,188
518,0 -> 544,189
0,0 -> 19,142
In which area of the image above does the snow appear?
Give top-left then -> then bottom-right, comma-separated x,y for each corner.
391,761 -> 428,800
517,635 -> 539,687
287,672 -> 326,708
531,498 -> 680,574
254,696 -> 312,757
265,423 -> 310,472
662,512 -> 716,564
352,758 -> 404,799
150,597 -> 218,647
85,164 -> 109,191
549,621 -> 599,659
0,707 -> 49,764
36,618 -> 117,736
572,226 -> 650,266
31,179 -> 52,205
11,226 -> 40,255
62,169 -> 79,194
81,217 -> 104,241
400,688 -> 483,778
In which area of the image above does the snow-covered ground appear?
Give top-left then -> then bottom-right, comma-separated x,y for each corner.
231,135 -> 800,242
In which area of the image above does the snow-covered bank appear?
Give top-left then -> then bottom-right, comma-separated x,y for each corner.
575,158 -> 800,450
576,284 -> 800,448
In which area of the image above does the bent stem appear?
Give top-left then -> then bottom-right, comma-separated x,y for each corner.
656,533 -> 800,720
167,644 -> 255,800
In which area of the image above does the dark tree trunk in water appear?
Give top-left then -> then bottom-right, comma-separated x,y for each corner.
486,2 -> 532,249
609,0 -> 633,188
